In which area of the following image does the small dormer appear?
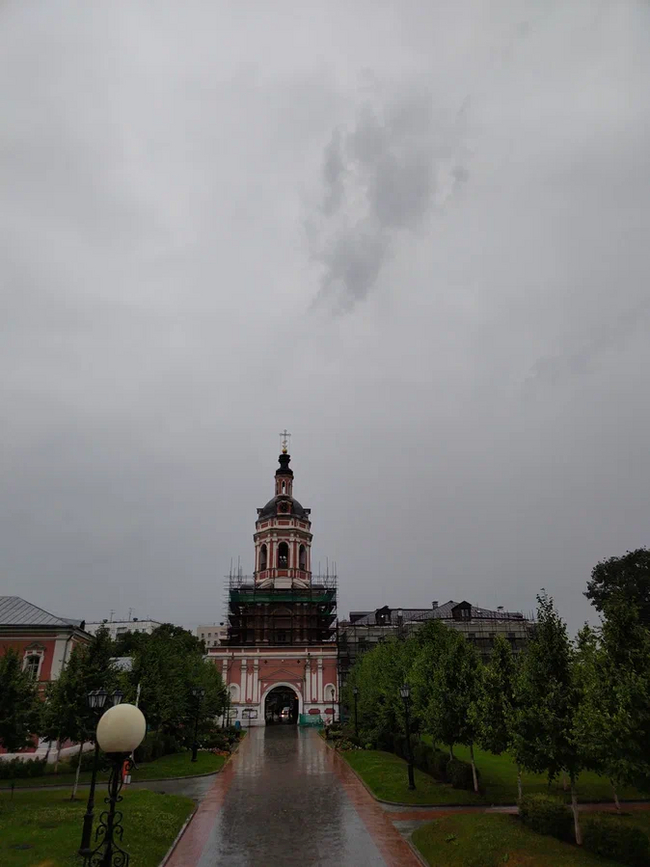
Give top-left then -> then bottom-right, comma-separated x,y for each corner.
452,601 -> 472,621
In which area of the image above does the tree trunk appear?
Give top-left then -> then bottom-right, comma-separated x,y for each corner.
469,742 -> 479,793
517,764 -> 523,803
570,776 -> 582,846
54,738 -> 61,773
71,742 -> 84,800
448,745 -> 454,760
611,780 -> 621,813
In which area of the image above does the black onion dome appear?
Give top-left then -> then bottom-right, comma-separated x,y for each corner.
257,496 -> 308,521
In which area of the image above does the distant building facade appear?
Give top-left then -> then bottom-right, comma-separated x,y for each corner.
338,600 -> 534,686
197,624 -> 227,648
85,618 -> 162,640
0,596 -> 91,756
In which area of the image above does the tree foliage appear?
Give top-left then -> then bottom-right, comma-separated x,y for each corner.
124,623 -> 226,743
512,593 -> 584,843
0,647 -> 42,753
41,628 -> 119,746
476,634 -> 517,757
575,598 -> 650,798
585,548 -> 650,625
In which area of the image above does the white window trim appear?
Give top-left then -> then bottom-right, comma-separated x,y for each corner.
23,648 -> 45,681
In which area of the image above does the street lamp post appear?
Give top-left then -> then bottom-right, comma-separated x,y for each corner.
82,703 -> 146,867
191,687 -> 205,762
352,686 -> 359,740
399,683 -> 416,791
79,688 -> 124,857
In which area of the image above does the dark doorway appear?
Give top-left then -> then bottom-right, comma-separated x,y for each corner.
264,686 -> 299,725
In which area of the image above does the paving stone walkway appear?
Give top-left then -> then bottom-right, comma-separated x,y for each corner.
166,725 -> 422,866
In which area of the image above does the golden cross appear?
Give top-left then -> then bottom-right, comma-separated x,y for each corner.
279,429 -> 291,454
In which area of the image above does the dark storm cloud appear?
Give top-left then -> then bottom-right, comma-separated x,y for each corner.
311,84 -> 468,309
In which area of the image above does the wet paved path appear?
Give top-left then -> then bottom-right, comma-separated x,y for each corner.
167,726 -> 421,867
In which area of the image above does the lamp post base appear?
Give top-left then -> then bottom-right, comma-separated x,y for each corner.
82,752 -> 132,867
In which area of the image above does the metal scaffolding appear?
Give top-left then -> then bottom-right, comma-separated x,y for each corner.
223,568 -> 338,647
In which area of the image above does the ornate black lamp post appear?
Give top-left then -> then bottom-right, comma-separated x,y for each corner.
399,683 -> 416,791
82,703 -> 146,867
191,687 -> 205,762
352,686 -> 359,740
79,689 -> 124,856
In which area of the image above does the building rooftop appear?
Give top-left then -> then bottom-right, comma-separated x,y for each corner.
346,600 -> 527,627
0,595 -> 84,629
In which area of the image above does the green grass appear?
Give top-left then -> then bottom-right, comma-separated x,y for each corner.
2,750 -> 225,790
412,813 -> 624,867
0,787 -> 193,867
343,743 -> 648,806
438,742 -> 646,805
342,750 -> 484,805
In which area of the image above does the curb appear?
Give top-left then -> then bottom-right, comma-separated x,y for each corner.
155,733 -> 247,866
406,836 -> 430,867
158,807 -> 197,867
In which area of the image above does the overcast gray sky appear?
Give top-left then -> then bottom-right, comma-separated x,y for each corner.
1,1 -> 649,636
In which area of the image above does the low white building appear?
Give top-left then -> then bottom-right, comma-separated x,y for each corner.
197,623 -> 227,648
85,618 -> 162,640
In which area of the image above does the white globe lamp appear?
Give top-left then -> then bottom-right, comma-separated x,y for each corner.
96,703 -> 146,756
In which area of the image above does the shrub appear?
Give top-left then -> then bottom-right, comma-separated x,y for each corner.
69,749 -> 112,772
447,757 -> 479,791
200,731 -> 231,752
134,731 -> 180,764
583,815 -> 650,867
0,757 -> 48,779
429,749 -> 451,782
518,794 -> 572,840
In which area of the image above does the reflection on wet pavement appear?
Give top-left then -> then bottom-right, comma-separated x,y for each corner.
197,726 -> 387,866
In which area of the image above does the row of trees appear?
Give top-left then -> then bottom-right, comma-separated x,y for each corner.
0,622 -> 227,792
344,548 -> 650,846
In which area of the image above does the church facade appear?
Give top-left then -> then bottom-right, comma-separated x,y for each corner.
206,443 -> 338,726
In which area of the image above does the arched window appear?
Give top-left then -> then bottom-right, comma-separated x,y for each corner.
277,542 -> 289,568
299,544 -> 306,571
259,544 -> 267,571
325,684 -> 336,702
282,481 -> 286,493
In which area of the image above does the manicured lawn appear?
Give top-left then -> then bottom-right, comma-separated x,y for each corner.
342,744 -> 649,807
342,750 -> 484,806
0,788 -> 193,867
444,742 -> 646,805
2,750 -> 225,790
412,813 -> 624,867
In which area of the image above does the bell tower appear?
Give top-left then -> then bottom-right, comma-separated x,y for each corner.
254,432 -> 312,589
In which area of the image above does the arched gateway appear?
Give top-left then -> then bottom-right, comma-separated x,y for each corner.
207,439 -> 339,726
263,684 -> 300,724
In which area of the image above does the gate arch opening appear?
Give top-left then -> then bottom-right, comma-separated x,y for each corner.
264,684 -> 300,725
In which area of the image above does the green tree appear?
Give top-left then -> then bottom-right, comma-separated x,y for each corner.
127,624 -> 226,742
512,593 -> 584,844
575,597 -> 650,808
475,634 -> 524,797
42,628 -> 118,795
585,548 -> 650,625
344,632 -> 418,747
420,629 -> 482,791
0,647 -> 41,753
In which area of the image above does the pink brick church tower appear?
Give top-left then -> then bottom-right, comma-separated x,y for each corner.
206,435 -> 338,726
